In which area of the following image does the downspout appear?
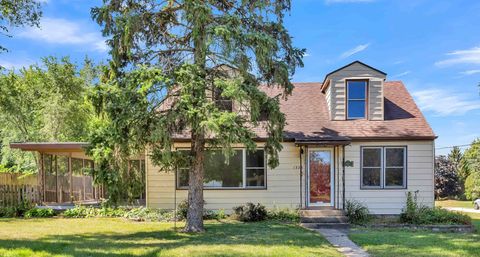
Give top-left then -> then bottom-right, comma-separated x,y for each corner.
299,146 -> 303,209
342,145 -> 346,209
335,146 -> 339,209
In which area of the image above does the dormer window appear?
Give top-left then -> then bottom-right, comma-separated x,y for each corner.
213,87 -> 233,112
346,80 -> 368,119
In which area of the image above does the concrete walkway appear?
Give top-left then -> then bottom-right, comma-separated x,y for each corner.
315,228 -> 369,257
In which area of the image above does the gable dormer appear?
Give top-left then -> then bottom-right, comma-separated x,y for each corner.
321,61 -> 387,121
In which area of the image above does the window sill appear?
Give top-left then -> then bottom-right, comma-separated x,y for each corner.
360,187 -> 407,190
176,187 -> 267,190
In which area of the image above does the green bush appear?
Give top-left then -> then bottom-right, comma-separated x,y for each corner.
267,208 -> 299,222
233,203 -> 267,222
63,205 -> 127,218
0,207 -> 18,217
0,200 -> 33,218
177,199 -> 189,220
203,209 -> 227,220
345,200 -> 371,224
176,199 -> 218,220
24,208 -> 55,218
124,207 -> 175,222
400,191 -> 471,225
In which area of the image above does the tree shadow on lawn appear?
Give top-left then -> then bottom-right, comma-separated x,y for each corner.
0,221 -> 333,257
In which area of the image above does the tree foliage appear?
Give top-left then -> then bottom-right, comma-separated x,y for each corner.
434,155 -> 461,199
90,0 -> 304,232
462,139 -> 480,200
0,57 -> 97,172
0,0 -> 42,53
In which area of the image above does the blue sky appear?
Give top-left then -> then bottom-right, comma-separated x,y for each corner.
1,0 -> 480,155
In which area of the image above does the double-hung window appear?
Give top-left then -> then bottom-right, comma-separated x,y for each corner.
361,146 -> 407,189
177,149 -> 266,189
346,80 -> 367,119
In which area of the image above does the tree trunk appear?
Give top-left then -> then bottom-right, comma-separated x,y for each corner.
184,133 -> 205,232
184,0 -> 208,233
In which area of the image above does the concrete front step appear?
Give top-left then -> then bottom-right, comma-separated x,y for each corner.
300,216 -> 349,223
300,209 -> 345,216
301,222 -> 350,230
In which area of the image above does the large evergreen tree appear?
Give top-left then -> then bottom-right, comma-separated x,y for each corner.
91,0 -> 304,232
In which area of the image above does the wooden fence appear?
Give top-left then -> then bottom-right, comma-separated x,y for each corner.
0,184 -> 40,207
0,173 -> 40,207
0,173 -> 37,185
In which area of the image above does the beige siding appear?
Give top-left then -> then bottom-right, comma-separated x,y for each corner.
146,140 -> 434,215
342,141 -> 434,214
325,79 -> 333,119
146,143 -> 302,211
368,80 -> 384,120
326,62 -> 386,121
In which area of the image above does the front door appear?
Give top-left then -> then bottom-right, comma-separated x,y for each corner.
308,149 -> 333,206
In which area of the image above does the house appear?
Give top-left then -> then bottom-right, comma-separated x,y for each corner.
11,61 -> 436,214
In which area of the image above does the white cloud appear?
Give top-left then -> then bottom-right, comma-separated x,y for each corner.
435,46 -> 480,67
0,59 -> 34,70
412,88 -> 480,116
325,0 -> 375,3
391,71 -> 411,78
17,17 -> 108,52
340,43 -> 370,59
460,69 -> 480,76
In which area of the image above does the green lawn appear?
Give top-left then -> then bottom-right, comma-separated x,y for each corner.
349,212 -> 480,257
0,218 -> 341,257
435,200 -> 475,209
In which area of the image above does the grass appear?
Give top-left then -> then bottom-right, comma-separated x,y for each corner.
435,200 -> 475,209
0,218 -> 342,257
349,212 -> 480,257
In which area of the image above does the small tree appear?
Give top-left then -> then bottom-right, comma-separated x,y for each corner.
434,155 -> 461,199
90,0 -> 304,232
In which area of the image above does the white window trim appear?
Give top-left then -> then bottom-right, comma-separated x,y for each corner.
176,149 -> 267,190
361,146 -> 407,189
346,80 -> 368,119
384,147 -> 407,189
361,147 -> 383,189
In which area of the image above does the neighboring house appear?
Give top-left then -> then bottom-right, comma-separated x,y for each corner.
11,61 -> 436,214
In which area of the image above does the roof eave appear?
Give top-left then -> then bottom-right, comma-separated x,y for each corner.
10,142 -> 89,152
321,60 -> 388,93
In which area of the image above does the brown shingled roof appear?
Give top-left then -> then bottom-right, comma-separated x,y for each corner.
172,81 -> 435,142
273,81 -> 435,141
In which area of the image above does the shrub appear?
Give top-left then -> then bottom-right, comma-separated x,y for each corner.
232,203 -> 267,222
24,208 -> 55,218
0,200 -> 33,218
0,207 -> 18,218
63,205 -> 127,218
267,208 -> 299,222
177,199 -> 189,220
345,200 -> 371,224
203,209 -> 227,220
400,191 -> 471,225
124,207 -> 175,222
176,199 -> 217,220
